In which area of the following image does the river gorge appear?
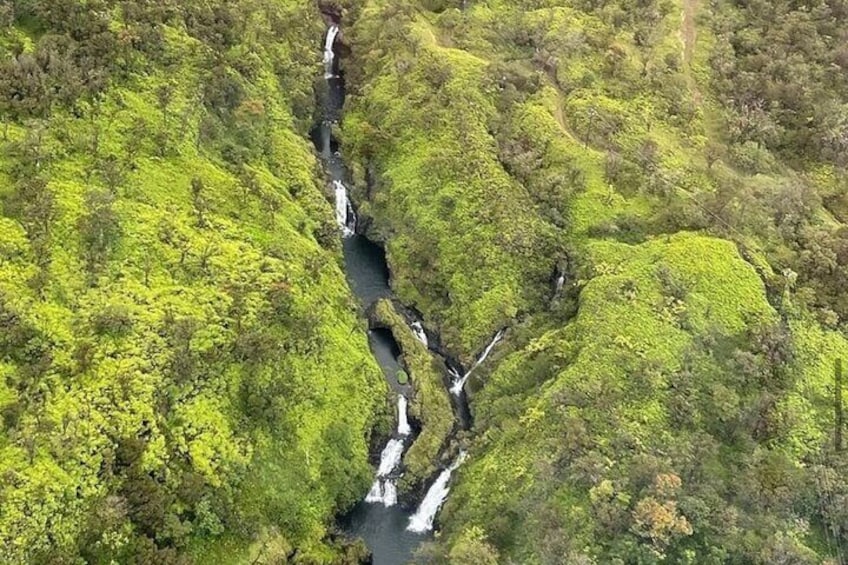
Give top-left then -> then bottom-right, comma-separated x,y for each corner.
315,21 -> 487,563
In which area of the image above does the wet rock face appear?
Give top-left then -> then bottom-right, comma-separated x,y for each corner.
318,1 -> 342,22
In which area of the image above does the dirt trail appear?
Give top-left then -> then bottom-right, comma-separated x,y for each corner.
681,0 -> 702,106
682,0 -> 699,65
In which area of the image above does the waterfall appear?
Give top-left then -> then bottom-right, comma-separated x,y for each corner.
365,479 -> 398,507
411,321 -> 428,347
473,329 -> 505,369
365,438 -> 405,507
398,395 -> 411,436
449,330 -> 505,396
556,273 -> 565,294
333,180 -> 355,236
376,438 -> 405,476
365,480 -> 384,502
448,379 -> 465,398
407,451 -> 467,533
382,480 -> 398,506
323,25 -> 339,78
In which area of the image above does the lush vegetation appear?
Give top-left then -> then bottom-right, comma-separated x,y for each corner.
371,298 -> 454,492
339,0 -> 848,562
3,0 -> 847,562
0,1 -> 387,563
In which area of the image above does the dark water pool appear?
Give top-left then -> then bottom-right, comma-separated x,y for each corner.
343,235 -> 392,309
342,503 -> 428,565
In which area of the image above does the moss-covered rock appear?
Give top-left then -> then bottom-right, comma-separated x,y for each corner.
371,299 -> 454,492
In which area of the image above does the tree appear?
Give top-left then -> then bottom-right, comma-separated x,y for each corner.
5,176 -> 56,272
448,526 -> 501,565
190,176 -> 208,228
156,82 -> 175,125
78,188 -> 121,277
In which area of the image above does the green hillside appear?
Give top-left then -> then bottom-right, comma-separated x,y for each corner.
338,0 -> 848,561
2,0 -> 847,563
0,2 -> 385,563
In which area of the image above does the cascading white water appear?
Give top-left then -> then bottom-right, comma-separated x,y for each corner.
323,25 -> 339,78
333,180 -> 355,237
366,438 -> 405,507
376,438 -> 405,476
556,273 -> 565,294
449,330 -> 505,396
365,479 -> 398,507
411,321 -> 428,347
382,480 -> 398,506
398,395 -> 411,436
473,329 -> 505,368
407,451 -> 467,533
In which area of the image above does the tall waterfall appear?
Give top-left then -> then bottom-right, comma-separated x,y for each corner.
411,321 -> 428,347
449,330 -> 505,396
365,479 -> 398,507
398,395 -> 412,436
333,180 -> 355,237
323,25 -> 339,78
364,394 -> 412,507
365,438 -> 406,507
376,438 -> 405,476
407,451 -> 467,533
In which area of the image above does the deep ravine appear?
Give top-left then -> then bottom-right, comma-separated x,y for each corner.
314,21 -> 492,564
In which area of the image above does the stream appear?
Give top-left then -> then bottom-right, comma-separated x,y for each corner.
315,22 -> 490,564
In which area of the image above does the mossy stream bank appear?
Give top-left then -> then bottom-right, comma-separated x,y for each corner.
314,20 -> 500,564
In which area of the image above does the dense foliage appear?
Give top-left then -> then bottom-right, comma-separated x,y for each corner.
0,1 -> 386,563
338,0 -> 848,562
2,0 -> 847,562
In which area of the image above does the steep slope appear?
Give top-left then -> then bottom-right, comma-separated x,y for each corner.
0,2 -> 385,563
338,0 -> 848,561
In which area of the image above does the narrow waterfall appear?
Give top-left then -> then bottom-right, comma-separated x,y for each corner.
365,438 -> 406,507
556,273 -> 565,294
365,478 -> 398,507
323,25 -> 339,78
450,329 -> 505,396
376,438 -> 405,476
411,321 -> 428,347
365,395 -> 411,507
398,395 -> 412,436
407,451 -> 468,533
333,180 -> 355,236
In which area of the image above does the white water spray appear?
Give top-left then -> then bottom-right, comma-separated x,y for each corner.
376,438 -> 404,476
411,321 -> 428,347
365,479 -> 398,507
449,330 -> 505,396
323,25 -> 339,78
398,395 -> 412,436
382,480 -> 398,506
365,438 -> 405,507
407,451 -> 467,533
556,273 -> 565,294
333,180 -> 355,237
